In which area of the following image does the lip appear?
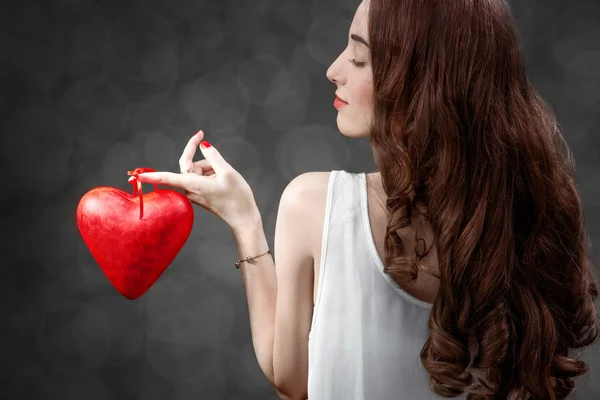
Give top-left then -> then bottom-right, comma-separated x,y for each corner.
334,98 -> 348,108
335,93 -> 348,103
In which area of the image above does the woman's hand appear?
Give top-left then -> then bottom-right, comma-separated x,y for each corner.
132,130 -> 261,233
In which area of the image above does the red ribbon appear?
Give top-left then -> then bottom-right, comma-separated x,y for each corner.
127,167 -> 159,219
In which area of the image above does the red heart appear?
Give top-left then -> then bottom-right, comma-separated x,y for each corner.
76,185 -> 194,300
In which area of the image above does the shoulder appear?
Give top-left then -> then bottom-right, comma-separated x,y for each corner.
278,171 -> 335,259
280,171 -> 334,206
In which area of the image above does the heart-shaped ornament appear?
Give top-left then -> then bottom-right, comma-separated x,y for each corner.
76,168 -> 194,299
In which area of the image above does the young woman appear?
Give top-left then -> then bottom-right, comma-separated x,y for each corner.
137,0 -> 599,399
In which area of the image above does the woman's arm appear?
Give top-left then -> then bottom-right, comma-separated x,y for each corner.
232,218 -> 278,387
271,173 -> 316,399
231,172 -> 317,400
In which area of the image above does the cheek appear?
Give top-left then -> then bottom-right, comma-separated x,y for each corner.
355,80 -> 373,110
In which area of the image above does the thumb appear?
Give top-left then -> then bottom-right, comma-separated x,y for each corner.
199,140 -> 231,176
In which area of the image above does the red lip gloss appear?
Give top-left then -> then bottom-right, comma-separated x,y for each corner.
334,98 -> 348,108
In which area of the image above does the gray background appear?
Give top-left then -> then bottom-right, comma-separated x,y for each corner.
1,0 -> 599,398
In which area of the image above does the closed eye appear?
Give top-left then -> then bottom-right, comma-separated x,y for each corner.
349,59 -> 366,68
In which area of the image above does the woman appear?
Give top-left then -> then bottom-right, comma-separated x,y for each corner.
136,0 -> 599,399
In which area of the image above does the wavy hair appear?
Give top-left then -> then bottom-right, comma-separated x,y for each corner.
365,0 -> 599,398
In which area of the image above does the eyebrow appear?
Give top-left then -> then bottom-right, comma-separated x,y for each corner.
350,34 -> 370,48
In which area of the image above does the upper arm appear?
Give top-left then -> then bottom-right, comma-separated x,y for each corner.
272,171 -> 328,398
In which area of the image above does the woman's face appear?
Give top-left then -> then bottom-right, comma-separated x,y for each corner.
326,0 -> 373,138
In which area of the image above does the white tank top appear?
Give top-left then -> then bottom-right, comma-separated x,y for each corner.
308,170 -> 458,400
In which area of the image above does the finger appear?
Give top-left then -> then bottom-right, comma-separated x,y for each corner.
193,159 -> 214,176
178,130 -> 205,173
198,140 -> 231,176
134,171 -> 196,189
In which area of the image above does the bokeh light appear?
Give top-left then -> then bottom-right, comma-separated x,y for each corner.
36,302 -> 112,375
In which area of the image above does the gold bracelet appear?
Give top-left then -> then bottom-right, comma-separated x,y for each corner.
235,250 -> 271,269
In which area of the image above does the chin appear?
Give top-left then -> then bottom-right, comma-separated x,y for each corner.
337,124 -> 369,138
336,114 -> 370,138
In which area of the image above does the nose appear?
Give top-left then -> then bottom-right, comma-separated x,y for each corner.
326,55 -> 345,85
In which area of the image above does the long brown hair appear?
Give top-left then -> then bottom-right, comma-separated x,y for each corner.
365,0 -> 599,398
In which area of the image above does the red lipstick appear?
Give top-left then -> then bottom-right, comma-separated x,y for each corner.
334,93 -> 348,108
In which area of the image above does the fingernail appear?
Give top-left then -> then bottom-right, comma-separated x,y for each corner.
200,140 -> 211,149
195,130 -> 203,137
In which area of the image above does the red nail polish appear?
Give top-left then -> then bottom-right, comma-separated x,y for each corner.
200,141 -> 211,149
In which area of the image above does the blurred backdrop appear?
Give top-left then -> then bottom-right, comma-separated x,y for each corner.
0,0 -> 599,398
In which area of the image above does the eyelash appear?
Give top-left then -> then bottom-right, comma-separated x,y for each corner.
349,59 -> 366,68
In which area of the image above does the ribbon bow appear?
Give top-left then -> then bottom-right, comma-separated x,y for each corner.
127,167 -> 158,219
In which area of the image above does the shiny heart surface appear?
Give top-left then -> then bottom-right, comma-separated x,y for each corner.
77,186 -> 194,299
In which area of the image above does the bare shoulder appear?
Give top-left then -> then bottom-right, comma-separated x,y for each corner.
281,171 -> 333,260
281,171 -> 332,205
